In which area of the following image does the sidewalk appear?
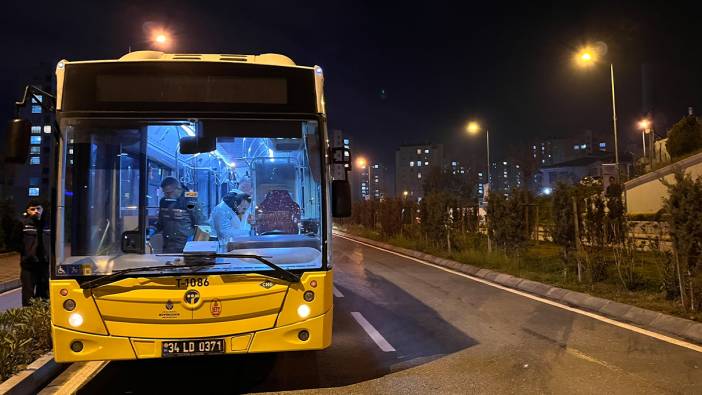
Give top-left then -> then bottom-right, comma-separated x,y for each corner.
0,252 -> 20,289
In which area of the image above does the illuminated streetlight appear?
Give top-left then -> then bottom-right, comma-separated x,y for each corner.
465,120 -> 492,253
466,121 -> 480,135
574,43 -> 620,180
151,30 -> 171,49
638,119 -> 651,130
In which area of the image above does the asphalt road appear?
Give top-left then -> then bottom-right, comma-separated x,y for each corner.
77,235 -> 701,394
0,287 -> 21,312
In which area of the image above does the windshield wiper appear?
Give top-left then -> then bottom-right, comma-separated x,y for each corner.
80,253 -> 300,290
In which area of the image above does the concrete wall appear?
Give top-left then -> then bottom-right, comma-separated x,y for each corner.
624,151 -> 702,215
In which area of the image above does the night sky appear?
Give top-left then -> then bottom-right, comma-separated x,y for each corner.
2,1 -> 701,170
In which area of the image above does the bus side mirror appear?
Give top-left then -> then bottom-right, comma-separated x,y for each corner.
331,180 -> 351,218
6,118 -> 31,163
179,136 -> 216,154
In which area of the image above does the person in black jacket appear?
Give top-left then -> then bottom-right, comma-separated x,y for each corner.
156,177 -> 205,253
16,199 -> 50,306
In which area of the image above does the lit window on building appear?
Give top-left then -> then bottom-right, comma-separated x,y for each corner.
30,136 -> 41,145
580,144 -> 587,149
31,95 -> 42,114
503,161 -> 507,165
30,146 -> 41,154
532,145 -> 536,150
28,187 -> 40,196
424,161 -> 429,166
599,142 -> 606,149
417,161 -> 422,167
416,149 -> 422,155
410,161 -> 414,167
44,125 -> 52,134
478,172 -> 483,177
452,161 -> 457,166
574,145 -> 580,150
424,149 -> 430,154
69,148 -> 74,154
30,157 -> 40,165
418,173 -> 422,179
31,126 -> 41,134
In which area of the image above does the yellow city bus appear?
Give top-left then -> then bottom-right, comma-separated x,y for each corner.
7,51 -> 351,362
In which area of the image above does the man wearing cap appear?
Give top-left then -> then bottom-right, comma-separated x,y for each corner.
156,177 -> 206,253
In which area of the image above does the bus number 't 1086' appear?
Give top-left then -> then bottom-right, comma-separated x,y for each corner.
176,278 -> 210,288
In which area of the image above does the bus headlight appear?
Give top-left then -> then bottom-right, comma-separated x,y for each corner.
68,313 -> 84,328
297,304 -> 310,318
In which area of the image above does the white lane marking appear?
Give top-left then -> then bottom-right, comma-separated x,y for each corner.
0,287 -> 20,297
333,286 -> 344,298
335,234 -> 702,354
351,312 -> 396,352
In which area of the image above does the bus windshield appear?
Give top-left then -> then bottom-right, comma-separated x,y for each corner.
57,118 -> 325,278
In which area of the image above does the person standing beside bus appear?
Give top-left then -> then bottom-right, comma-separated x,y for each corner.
15,199 -> 50,306
156,177 -> 205,253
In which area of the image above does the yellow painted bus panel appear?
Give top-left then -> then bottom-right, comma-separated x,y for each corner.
50,280 -> 108,335
276,271 -> 333,326
91,274 -> 288,337
249,309 -> 333,352
230,334 -> 253,352
104,313 -> 278,338
53,326 -> 135,363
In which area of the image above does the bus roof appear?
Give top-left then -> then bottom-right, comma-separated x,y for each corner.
61,51 -> 309,70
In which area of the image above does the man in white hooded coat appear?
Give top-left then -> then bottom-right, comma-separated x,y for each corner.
209,190 -> 254,241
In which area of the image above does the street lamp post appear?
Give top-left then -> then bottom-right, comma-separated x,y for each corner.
467,121 -> 492,253
576,47 -> 621,180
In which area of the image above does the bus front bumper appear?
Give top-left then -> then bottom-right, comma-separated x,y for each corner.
52,309 -> 333,362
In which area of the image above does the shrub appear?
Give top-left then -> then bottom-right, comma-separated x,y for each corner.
0,299 -> 52,381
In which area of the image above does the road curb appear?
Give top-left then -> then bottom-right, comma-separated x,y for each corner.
335,230 -> 702,345
0,279 -> 21,294
0,353 -> 68,395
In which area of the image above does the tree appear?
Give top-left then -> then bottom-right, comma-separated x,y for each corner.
666,115 -> 702,159
605,183 -> 626,244
662,171 -> 702,311
552,183 -> 577,277
486,188 -> 533,255
378,198 -> 403,237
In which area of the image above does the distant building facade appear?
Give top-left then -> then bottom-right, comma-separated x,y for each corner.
490,160 -> 523,196
0,62 -> 55,212
395,143 -> 444,200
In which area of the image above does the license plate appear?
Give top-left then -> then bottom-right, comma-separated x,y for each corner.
162,339 -> 225,357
